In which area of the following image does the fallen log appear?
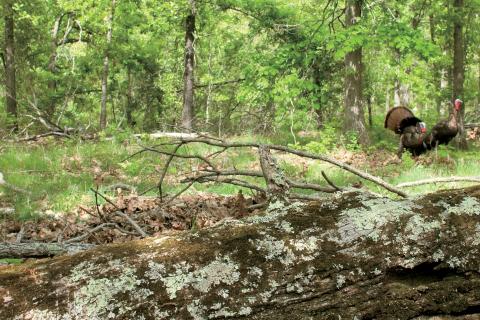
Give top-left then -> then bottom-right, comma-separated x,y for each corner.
2,186 -> 480,319
0,242 -> 96,259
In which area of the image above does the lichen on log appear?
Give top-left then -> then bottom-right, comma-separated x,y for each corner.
1,187 -> 480,319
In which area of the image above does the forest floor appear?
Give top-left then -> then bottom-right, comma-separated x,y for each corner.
1,132 -> 480,263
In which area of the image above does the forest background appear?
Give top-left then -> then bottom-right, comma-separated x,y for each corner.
1,0 -> 480,220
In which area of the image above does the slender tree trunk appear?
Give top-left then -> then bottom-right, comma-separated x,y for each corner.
181,0 -> 196,132
344,0 -> 368,144
4,0 -> 17,131
46,14 -> 64,117
100,0 -> 116,130
429,14 -> 443,116
478,58 -> 480,109
367,94 -> 372,127
126,66 -> 135,126
385,86 -> 390,112
393,79 -> 411,107
453,0 -> 467,149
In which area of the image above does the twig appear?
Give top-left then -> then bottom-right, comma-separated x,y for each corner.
140,145 -> 217,170
321,171 -> 343,191
158,142 -> 183,201
92,186 -> 106,222
165,180 -> 196,205
16,225 -> 25,243
287,178 -> 336,193
90,188 -> 149,237
397,176 -> 480,188
113,211 -> 148,238
65,223 -> 117,243
195,176 -> 267,193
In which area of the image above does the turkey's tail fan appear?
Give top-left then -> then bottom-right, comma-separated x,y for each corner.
384,106 -> 421,134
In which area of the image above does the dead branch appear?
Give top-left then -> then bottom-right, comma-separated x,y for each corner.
64,223 -> 118,244
288,179 -> 336,193
158,142 -> 184,201
113,211 -> 149,238
131,136 -> 408,203
0,242 -> 95,258
17,131 -> 71,142
258,145 -> 290,201
397,176 -> 480,188
321,170 -> 343,191
193,176 -> 266,193
171,138 -> 407,197
90,188 -> 149,238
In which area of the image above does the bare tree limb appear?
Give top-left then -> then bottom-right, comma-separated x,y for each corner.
158,142 -> 183,201
64,223 -> 118,244
170,138 -> 407,197
397,176 -> 480,188
321,170 -> 343,191
90,188 -> 149,238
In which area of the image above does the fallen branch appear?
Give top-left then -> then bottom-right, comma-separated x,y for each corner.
90,188 -> 149,238
158,142 -> 184,201
17,131 -> 71,142
397,176 -> 480,188
64,223 -> 119,244
0,242 -> 95,258
150,137 -> 408,198
321,170 -> 343,191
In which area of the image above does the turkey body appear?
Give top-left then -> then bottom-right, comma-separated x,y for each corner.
384,106 -> 428,158
427,99 -> 461,148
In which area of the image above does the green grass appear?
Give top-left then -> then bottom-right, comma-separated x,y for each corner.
0,134 -> 479,220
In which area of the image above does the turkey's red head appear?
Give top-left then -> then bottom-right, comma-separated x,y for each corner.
418,122 -> 427,133
454,99 -> 462,111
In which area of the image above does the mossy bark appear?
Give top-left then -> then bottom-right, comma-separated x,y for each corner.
2,187 -> 480,319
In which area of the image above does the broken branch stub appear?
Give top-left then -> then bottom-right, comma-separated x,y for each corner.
258,145 -> 290,202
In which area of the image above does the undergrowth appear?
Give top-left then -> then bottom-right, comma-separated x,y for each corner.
0,129 -> 479,221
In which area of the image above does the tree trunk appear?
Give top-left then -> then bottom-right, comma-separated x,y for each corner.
3,0 -> 17,132
367,94 -> 372,127
385,85 -> 390,112
46,14 -> 64,117
181,0 -> 196,132
394,79 -> 411,107
2,186 -> 480,319
126,66 -> 135,126
453,0 -> 467,149
100,0 -> 116,130
344,0 -> 369,145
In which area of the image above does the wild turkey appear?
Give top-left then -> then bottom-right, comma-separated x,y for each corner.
384,106 -> 428,158
427,99 -> 462,148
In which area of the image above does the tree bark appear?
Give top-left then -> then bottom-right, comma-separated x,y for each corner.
3,0 -> 17,131
126,66 -> 135,126
2,186 -> 480,319
100,0 -> 116,130
0,242 -> 95,259
344,0 -> 369,145
181,0 -> 196,132
453,0 -> 468,149
258,145 -> 289,202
